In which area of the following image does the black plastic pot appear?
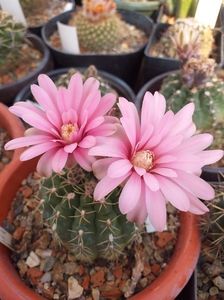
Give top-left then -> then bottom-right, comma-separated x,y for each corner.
41,9 -> 153,88
0,34 -> 52,106
27,0 -> 75,37
136,71 -> 224,182
176,271 -> 197,300
137,23 -> 222,89
15,67 -> 135,103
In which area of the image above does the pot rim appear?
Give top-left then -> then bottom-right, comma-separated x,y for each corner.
0,158 -> 200,300
15,67 -> 136,103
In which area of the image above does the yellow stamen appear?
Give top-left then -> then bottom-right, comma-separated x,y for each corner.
61,123 -> 77,142
132,150 -> 154,171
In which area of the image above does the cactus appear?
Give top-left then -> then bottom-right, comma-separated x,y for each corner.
201,182 -> 224,258
0,10 -> 26,74
55,66 -> 117,96
164,0 -> 198,19
39,164 -> 137,262
69,0 -> 120,52
153,18 -> 214,60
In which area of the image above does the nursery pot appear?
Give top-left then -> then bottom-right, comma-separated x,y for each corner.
137,23 -> 222,88
0,103 -> 24,178
0,157 -> 200,300
0,34 -> 52,106
136,71 -> 224,182
41,10 -> 153,88
27,0 -> 75,36
15,68 -> 135,103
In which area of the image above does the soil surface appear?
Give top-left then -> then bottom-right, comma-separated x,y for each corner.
0,128 -> 13,172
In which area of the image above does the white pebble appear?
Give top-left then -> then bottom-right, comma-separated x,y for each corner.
35,249 -> 52,258
26,251 -> 40,268
68,277 -> 83,299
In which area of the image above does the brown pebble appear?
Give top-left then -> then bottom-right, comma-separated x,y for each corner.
100,284 -> 122,299
151,264 -> 161,275
113,265 -> 123,280
42,285 -> 55,299
155,232 -> 174,248
79,265 -> 85,276
91,269 -> 105,287
143,263 -> 151,276
27,267 -> 43,285
82,275 -> 90,290
21,186 -> 33,198
13,227 -> 25,240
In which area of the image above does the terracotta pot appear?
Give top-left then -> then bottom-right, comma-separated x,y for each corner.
0,158 -> 200,300
0,103 -> 24,178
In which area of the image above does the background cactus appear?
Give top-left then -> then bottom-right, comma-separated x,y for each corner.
164,0 -> 198,19
39,164 -> 137,262
153,18 -> 214,60
0,10 -> 26,75
69,0 -> 120,52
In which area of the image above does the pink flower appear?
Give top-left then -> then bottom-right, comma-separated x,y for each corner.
90,92 -> 223,231
5,73 -> 117,176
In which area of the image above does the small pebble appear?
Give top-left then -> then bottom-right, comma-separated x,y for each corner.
68,277 -> 83,299
209,286 -> 219,296
212,276 -> 224,291
92,288 -> 100,300
41,272 -> 52,283
26,251 -> 40,268
43,256 -> 55,272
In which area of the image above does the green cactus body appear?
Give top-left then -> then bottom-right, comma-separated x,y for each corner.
39,165 -> 136,262
160,73 -> 224,154
69,12 -> 119,52
0,11 -> 26,71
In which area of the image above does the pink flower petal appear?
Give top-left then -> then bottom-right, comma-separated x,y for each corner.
52,148 -> 68,173
78,136 -> 96,148
36,148 -> 58,177
9,101 -> 43,118
82,77 -> 100,100
46,110 -> 62,128
62,109 -> 78,125
89,123 -> 117,137
74,148 -> 95,171
118,98 -> 140,149
198,150 -> 223,166
145,188 -> 167,231
92,157 -> 117,179
107,159 -> 133,178
64,143 -> 77,153
185,191 -> 209,215
89,138 -> 128,158
20,142 -> 59,161
85,116 -> 104,132
37,74 -> 58,103
4,135 -> 51,150
126,183 -> 147,224
176,133 -> 213,153
152,168 -> 177,178
67,73 -> 83,111
31,84 -> 57,112
94,174 -> 129,201
157,175 -> 190,211
92,93 -> 116,118
143,173 -> 159,191
21,113 -> 54,134
172,170 -> 215,200
134,166 -> 146,176
119,172 -> 141,214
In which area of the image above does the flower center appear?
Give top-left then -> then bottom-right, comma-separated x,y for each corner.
61,123 -> 78,142
132,150 -> 155,171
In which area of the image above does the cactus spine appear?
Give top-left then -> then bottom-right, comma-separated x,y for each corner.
69,0 -> 119,52
201,183 -> 224,257
39,164 -> 136,262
